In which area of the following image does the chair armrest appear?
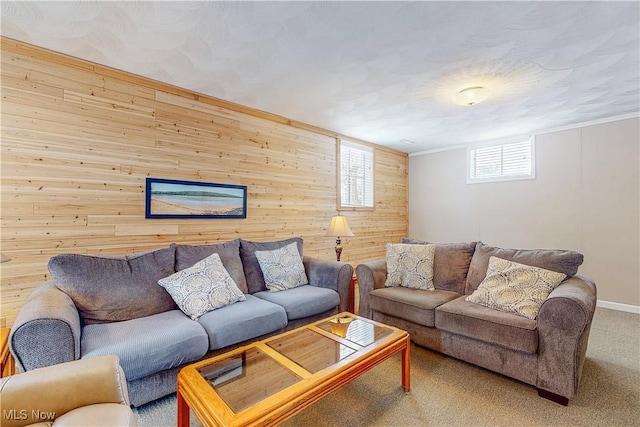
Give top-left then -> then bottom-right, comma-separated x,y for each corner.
303,256 -> 353,312
356,259 -> 388,318
0,355 -> 130,427
536,275 -> 597,400
10,282 -> 81,372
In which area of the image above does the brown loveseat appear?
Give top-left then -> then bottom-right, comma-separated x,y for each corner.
356,240 -> 597,405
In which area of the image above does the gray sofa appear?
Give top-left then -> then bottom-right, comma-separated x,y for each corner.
356,240 -> 597,405
9,237 -> 353,407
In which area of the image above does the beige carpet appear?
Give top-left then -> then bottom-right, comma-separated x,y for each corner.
135,307 -> 639,426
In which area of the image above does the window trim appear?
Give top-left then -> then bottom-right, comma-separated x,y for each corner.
337,139 -> 375,211
466,137 -> 536,184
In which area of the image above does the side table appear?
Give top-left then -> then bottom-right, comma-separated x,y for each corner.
1,327 -> 16,377
350,274 -> 358,314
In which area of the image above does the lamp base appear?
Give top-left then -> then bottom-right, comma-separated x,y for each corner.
334,238 -> 342,262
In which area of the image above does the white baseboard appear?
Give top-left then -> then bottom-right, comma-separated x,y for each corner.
597,300 -> 640,314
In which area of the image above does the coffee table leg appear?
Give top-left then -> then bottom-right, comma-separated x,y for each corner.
177,389 -> 189,427
402,338 -> 410,392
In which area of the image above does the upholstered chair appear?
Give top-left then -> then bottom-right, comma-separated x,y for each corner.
0,355 -> 137,427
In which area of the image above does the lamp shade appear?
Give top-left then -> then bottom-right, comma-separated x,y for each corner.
326,215 -> 355,237
1,253 -> 11,263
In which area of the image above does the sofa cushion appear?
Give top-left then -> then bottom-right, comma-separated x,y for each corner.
255,242 -> 308,292
253,285 -> 340,320
49,247 -> 177,325
465,242 -> 583,294
385,243 -> 436,290
466,256 -> 566,320
240,238 -> 304,294
403,239 -> 476,294
435,296 -> 538,354
81,310 -> 208,381
370,287 -> 461,327
158,253 -> 246,320
174,239 -> 248,293
197,294 -> 287,350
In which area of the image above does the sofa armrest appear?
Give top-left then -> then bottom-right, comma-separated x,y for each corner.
303,256 -> 353,313
536,275 -> 597,401
10,282 -> 81,372
356,258 -> 388,319
0,355 -> 132,427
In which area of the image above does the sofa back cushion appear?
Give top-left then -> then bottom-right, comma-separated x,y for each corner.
465,242 -> 584,294
240,237 -> 304,294
402,238 -> 476,294
49,246 -> 177,325
174,239 -> 248,293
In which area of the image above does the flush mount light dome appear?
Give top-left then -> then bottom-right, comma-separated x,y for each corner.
452,86 -> 490,106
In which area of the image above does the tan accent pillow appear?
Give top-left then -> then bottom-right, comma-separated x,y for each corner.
466,256 -> 566,319
385,243 -> 436,290
255,242 -> 308,292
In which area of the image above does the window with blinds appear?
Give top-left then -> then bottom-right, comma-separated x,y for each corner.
467,138 -> 535,184
339,140 -> 374,208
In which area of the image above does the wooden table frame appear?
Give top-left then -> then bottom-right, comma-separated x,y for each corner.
177,313 -> 410,427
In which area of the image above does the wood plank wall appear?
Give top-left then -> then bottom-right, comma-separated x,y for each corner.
0,38 -> 408,327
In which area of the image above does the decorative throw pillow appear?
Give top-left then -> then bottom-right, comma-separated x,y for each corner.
254,242 -> 308,292
158,253 -> 246,320
465,242 -> 583,294
240,237 -> 304,294
173,239 -> 248,293
466,256 -> 566,320
402,238 -> 477,294
385,243 -> 436,290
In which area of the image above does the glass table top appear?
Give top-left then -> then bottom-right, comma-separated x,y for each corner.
197,347 -> 301,413
267,328 -> 356,373
317,315 -> 393,346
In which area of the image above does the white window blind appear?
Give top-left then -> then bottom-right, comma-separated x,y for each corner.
340,140 -> 374,208
467,138 -> 535,184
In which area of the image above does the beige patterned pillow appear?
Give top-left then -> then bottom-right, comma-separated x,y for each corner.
385,243 -> 436,290
158,253 -> 246,320
255,242 -> 308,292
466,256 -> 566,319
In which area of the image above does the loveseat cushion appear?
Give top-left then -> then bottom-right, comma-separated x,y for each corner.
174,239 -> 248,293
49,247 -> 177,324
253,285 -> 340,320
402,239 -> 476,294
369,287 -> 461,327
81,310 -> 208,381
435,296 -> 538,354
240,238 -> 304,294
465,242 -> 583,294
197,295 -> 287,350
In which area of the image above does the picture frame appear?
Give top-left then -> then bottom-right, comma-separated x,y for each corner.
145,178 -> 247,219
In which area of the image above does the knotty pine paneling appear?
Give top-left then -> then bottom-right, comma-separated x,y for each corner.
0,38 -> 408,327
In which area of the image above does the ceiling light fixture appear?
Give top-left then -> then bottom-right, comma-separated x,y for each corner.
452,86 -> 490,106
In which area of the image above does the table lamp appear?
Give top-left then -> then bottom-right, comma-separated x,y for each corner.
326,215 -> 354,261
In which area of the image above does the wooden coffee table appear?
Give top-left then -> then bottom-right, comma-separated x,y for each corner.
177,312 -> 410,427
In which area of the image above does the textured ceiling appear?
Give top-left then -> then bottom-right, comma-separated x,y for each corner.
1,1 -> 639,153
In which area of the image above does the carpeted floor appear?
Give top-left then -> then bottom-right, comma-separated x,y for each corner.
134,307 -> 639,426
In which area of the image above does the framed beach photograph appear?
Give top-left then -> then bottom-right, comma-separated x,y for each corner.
145,178 -> 247,219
